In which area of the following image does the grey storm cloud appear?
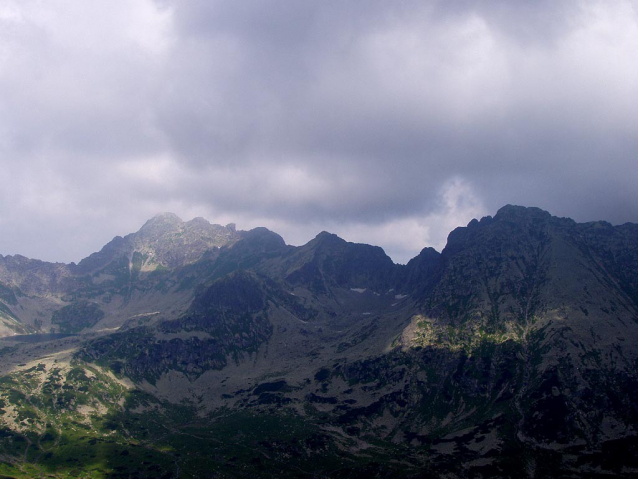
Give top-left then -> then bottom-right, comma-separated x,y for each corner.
0,0 -> 637,264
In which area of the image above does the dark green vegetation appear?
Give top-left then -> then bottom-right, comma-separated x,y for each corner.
0,360 -> 431,479
0,207 -> 637,477
52,301 -> 105,333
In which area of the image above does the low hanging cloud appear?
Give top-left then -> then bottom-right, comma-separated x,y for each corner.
0,0 -> 637,263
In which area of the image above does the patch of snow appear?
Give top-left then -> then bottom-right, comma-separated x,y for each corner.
362,312 -> 372,316
394,294 -> 408,300
128,311 -> 160,319
350,288 -> 367,293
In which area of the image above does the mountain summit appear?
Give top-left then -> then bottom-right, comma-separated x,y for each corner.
77,213 -> 241,273
0,206 -> 637,477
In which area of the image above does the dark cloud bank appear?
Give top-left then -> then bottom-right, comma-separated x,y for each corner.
0,0 -> 637,263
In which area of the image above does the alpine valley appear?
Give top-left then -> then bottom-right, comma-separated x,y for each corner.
0,205 -> 637,478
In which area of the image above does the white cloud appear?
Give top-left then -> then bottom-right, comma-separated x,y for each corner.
262,177 -> 487,264
0,1 -> 637,262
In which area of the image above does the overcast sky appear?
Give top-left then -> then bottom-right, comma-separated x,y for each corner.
1,1 -> 637,264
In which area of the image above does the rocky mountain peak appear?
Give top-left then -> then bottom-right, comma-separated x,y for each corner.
132,214 -> 241,268
186,216 -> 211,226
76,213 -> 242,273
443,205 -> 557,257
143,211 -> 183,225
241,227 -> 286,246
138,212 -> 184,238
493,204 -> 552,222
305,231 -> 350,254
313,231 -> 344,242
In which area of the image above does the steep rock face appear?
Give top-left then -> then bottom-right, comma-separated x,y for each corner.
277,231 -> 398,294
399,205 -> 638,455
578,220 -> 638,307
0,281 -> 28,334
416,205 -> 637,342
0,256 -> 81,334
400,246 -> 441,295
0,255 -> 76,295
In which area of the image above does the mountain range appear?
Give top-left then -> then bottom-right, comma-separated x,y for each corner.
0,205 -> 637,478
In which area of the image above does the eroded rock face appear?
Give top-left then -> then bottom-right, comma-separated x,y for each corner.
76,212 -> 241,273
1,206 -> 638,477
